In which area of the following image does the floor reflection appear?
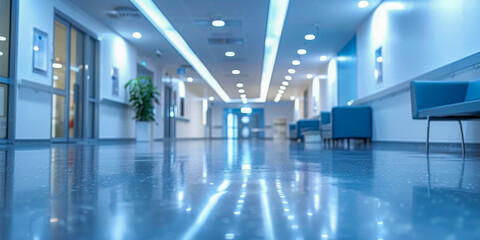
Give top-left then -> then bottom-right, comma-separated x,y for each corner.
1,141 -> 480,239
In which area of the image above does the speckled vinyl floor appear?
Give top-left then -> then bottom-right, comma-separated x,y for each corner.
0,140 -> 479,240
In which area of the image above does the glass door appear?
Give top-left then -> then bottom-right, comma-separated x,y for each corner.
52,17 -> 98,141
0,0 -> 12,141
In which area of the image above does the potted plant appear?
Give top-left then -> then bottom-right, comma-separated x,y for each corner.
125,76 -> 160,141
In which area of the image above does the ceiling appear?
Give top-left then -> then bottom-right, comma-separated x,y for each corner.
67,0 -> 381,102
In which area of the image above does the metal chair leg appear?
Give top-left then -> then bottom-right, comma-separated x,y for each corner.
426,116 -> 431,155
458,120 -> 465,157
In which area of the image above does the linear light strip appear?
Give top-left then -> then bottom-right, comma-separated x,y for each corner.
259,0 -> 290,102
130,0 -> 231,102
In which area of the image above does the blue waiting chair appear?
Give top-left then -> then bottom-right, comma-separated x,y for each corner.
296,119 -> 320,141
321,106 -> 372,144
410,79 -> 480,156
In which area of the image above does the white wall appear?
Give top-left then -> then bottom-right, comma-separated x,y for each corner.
356,0 -> 480,143
15,0 -> 164,140
176,83 -> 205,139
211,102 -> 294,138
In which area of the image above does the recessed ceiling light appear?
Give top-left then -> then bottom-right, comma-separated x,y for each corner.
33,46 -> 40,52
239,89 -> 245,93
240,94 -> 247,98
290,96 -> 295,101
306,74 -> 313,79
278,89 -> 285,94
0,51 -> 3,56
280,86 -> 286,90
132,32 -> 142,39
376,56 -> 384,63
358,1 -> 369,8
320,56 -> 328,62
225,51 -> 235,57
232,69 -> 240,75
242,98 -> 248,104
52,63 -> 63,69
212,20 -> 225,27
304,34 -> 315,40
292,60 -> 300,66
187,77 -> 193,82
288,69 -> 295,74
274,99 -> 280,103
236,83 -> 244,88
0,36 -> 6,41
297,49 -> 307,55
209,96 -> 215,101
282,81 -> 289,86
285,76 -> 292,81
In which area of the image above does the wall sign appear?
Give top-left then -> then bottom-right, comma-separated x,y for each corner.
32,28 -> 48,73
111,67 -> 119,97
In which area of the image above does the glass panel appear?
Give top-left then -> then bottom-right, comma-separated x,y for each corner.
0,84 -> 8,139
88,102 -> 95,138
69,28 -> 84,138
52,94 -> 66,138
87,37 -> 96,98
53,21 -> 67,90
0,0 -> 11,78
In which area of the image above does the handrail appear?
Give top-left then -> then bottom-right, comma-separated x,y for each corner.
353,51 -> 480,105
18,79 -> 56,94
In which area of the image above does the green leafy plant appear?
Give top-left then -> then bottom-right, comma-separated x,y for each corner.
125,76 -> 160,122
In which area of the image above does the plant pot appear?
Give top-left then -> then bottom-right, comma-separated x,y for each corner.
136,121 -> 152,142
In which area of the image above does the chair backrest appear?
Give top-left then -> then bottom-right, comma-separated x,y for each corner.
410,81 -> 469,119
465,79 -> 480,101
320,111 -> 331,125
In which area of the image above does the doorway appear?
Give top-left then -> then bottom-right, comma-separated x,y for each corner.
51,17 -> 98,141
164,85 -> 176,139
224,108 -> 264,139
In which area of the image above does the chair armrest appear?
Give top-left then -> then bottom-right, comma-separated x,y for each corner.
332,106 -> 372,139
410,81 -> 469,119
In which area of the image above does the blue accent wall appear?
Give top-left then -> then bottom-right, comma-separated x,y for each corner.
337,35 -> 357,106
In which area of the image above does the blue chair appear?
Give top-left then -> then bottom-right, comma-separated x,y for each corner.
410,79 -> 480,156
321,106 -> 372,144
296,119 -> 320,141
289,123 -> 297,140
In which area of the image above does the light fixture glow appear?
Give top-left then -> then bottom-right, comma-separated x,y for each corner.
288,69 -> 295,74
292,60 -> 300,65
0,51 -> 3,56
318,74 -> 327,79
278,89 -> 285,94
285,76 -> 292,81
232,69 -> 240,75
212,20 -> 225,27
304,34 -> 315,40
239,89 -> 245,93
0,36 -> 6,41
132,32 -> 142,39
282,81 -> 289,86
358,0 -> 369,8
241,107 -> 252,114
52,63 -> 63,69
306,74 -> 313,79
297,49 -> 307,55
258,0 -> 291,102
320,55 -> 328,61
130,0 -> 230,102
274,99 -> 280,102
290,96 -> 295,101
240,94 -> 246,98
33,46 -> 39,52
376,56 -> 384,63
236,83 -> 244,88
225,51 -> 235,57
187,77 -> 193,82
280,86 -> 286,90
242,98 -> 248,104
209,96 -> 215,101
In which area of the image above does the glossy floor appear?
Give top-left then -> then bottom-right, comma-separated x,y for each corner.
1,140 -> 480,240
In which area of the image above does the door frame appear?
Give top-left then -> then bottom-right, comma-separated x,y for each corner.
51,14 -> 99,142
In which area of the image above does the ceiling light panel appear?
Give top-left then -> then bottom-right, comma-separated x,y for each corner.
259,0 -> 291,102
130,0 -> 230,102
